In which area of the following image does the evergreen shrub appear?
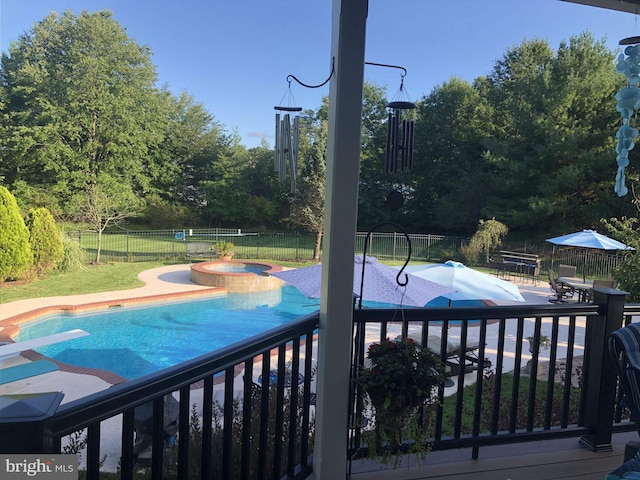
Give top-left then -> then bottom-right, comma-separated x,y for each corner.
25,207 -> 64,276
0,186 -> 33,281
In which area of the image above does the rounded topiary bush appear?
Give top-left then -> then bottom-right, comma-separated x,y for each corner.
24,207 -> 64,276
0,185 -> 33,281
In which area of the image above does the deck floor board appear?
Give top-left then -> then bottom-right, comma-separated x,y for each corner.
349,431 -> 637,479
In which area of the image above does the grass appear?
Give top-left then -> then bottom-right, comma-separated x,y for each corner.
0,261 -> 177,304
0,259 -> 318,304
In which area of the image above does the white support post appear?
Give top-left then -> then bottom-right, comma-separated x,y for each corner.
311,0 -> 368,479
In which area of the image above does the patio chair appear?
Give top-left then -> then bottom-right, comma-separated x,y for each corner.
608,323 -> 640,473
558,264 -> 578,278
585,279 -> 614,303
548,269 -> 575,303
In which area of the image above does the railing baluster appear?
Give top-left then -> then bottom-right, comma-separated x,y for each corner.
300,331 -> 314,467
151,396 -> 165,480
258,351 -> 271,479
177,385 -> 190,480
201,375 -> 213,480
562,315 -> 577,428
222,366 -> 234,479
527,318 -> 543,431
120,408 -> 135,480
492,318 -> 506,435
510,317 -> 525,433
272,344 -> 286,479
86,423 -> 100,480
288,338 -> 301,476
544,316 -> 560,429
241,359 -> 253,480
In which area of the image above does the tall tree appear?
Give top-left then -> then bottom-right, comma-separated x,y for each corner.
355,83 -> 399,230
410,77 -> 493,234
480,33 -> 632,236
148,91 -> 227,208
70,174 -> 144,263
287,120 -> 328,260
0,10 -> 165,208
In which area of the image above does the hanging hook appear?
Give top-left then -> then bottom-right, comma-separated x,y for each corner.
365,61 -> 408,78
286,57 -> 335,89
359,222 -> 412,311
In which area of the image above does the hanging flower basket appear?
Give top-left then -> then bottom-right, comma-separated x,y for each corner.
357,337 -> 448,464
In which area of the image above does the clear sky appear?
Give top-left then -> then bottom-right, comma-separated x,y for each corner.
1,1 -> 638,148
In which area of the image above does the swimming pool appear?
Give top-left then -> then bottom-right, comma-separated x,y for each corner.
17,286 -> 321,380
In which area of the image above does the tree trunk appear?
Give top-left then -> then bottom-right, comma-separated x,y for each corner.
313,229 -> 323,261
95,230 -> 102,264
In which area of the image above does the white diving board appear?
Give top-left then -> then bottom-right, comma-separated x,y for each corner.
0,329 -> 89,360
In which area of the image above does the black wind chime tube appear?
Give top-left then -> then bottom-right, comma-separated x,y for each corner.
290,116 -> 299,193
385,111 -> 393,172
390,111 -> 399,173
403,116 -> 414,171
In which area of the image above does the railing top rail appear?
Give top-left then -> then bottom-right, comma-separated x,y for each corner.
355,303 -> 600,323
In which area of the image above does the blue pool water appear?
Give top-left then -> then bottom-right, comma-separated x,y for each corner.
18,286 -> 321,380
19,286 -> 396,380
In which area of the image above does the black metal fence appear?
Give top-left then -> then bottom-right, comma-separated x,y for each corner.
67,229 -> 629,280
66,228 -> 469,264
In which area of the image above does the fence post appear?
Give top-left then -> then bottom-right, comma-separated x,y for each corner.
580,287 -> 627,451
0,392 -> 63,453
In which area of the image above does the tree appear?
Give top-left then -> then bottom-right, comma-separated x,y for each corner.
462,218 -> 509,265
410,78 -> 493,234
287,120 -> 327,261
70,175 -> 144,263
147,91 -> 227,210
24,207 -> 64,276
0,185 -> 33,281
0,10 -> 166,210
480,34 -> 629,236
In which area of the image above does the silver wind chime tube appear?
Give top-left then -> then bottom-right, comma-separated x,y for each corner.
274,106 -> 301,192
290,115 -> 299,193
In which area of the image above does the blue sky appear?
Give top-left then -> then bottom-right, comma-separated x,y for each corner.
1,1 -> 637,148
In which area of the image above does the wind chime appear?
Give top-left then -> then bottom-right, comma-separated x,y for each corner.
274,80 -> 302,194
383,69 -> 416,174
614,35 -> 640,197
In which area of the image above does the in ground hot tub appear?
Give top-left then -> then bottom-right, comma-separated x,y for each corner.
190,261 -> 284,293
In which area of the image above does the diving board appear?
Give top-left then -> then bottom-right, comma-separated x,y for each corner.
0,329 -> 89,360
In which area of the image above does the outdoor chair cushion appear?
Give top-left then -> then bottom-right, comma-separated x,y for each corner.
609,323 -> 640,428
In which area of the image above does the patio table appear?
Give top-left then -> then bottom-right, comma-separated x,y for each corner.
558,276 -> 594,302
258,369 -> 304,387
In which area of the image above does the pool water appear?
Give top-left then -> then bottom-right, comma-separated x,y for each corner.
18,286 -> 320,380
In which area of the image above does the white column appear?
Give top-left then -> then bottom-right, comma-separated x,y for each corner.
311,0 -> 367,479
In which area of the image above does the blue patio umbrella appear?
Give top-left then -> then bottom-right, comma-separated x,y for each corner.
270,255 -> 454,307
403,260 -> 526,304
546,229 -> 635,281
546,229 -> 635,251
